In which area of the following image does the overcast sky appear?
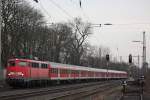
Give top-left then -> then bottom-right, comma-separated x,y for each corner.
28,0 -> 150,67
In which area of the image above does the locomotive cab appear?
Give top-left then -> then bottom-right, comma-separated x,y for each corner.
6,59 -> 30,87
6,58 -> 50,87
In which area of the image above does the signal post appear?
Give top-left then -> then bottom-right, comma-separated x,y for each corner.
106,54 -> 109,80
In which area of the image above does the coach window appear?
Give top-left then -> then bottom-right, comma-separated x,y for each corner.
51,68 -> 56,73
64,69 -> 67,74
75,70 -> 77,74
76,70 -> 78,74
51,68 -> 54,73
60,69 -> 62,74
62,69 -> 64,74
73,70 -> 75,74
71,70 -> 74,74
53,68 -> 57,74
67,70 -> 69,74
64,69 -> 66,74
61,69 -> 64,74
55,69 -> 56,73
59,69 -> 61,74
74,70 -> 76,74
31,63 -> 39,68
70,70 -> 72,74
18,61 -> 28,67
67,69 -> 69,74
52,68 -> 55,73
53,68 -> 54,73
67,69 -> 70,74
65,69 -> 67,74
63,69 -> 65,74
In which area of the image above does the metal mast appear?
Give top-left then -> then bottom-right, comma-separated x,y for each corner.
142,31 -> 147,74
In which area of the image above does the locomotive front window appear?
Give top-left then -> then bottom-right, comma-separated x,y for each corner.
18,61 -> 27,67
8,61 -> 15,66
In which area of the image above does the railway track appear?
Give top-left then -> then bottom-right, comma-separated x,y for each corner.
0,80 -> 121,100
50,81 -> 120,100
0,82 -> 13,93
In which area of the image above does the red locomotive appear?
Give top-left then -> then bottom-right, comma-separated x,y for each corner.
6,58 -> 127,87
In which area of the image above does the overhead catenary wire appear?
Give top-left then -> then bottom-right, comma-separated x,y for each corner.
79,0 -> 92,22
37,0 -> 91,25
38,0 -> 53,23
87,22 -> 150,29
48,0 -> 74,19
111,23 -> 150,26
36,0 -> 76,61
36,0 -> 92,39
70,0 -> 91,22
47,0 -> 84,34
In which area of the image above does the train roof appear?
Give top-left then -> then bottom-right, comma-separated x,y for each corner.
49,62 -> 127,74
8,58 -> 127,74
108,70 -> 127,74
8,58 -> 49,64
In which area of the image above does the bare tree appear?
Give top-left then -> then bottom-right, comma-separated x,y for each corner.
1,0 -> 45,66
66,18 -> 92,65
2,0 -> 21,66
49,23 -> 72,62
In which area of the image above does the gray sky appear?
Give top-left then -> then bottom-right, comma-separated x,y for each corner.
29,0 -> 150,67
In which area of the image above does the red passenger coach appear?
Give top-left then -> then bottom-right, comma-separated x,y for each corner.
6,58 -> 128,87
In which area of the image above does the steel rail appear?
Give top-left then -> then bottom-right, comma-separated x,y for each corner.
0,80 -> 120,100
49,82 -> 119,100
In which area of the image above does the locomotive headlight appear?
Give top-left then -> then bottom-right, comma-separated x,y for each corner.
8,72 -> 24,76
8,72 -> 15,76
16,72 -> 24,76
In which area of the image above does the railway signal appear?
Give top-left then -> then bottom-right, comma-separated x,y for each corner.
79,0 -> 82,8
106,54 -> 110,62
129,54 -> 132,63
106,54 -> 109,80
33,0 -> 38,3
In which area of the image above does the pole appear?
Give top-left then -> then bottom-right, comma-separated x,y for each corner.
143,32 -> 146,63
137,55 -> 140,65
107,62 -> 108,80
0,0 -> 2,80
138,55 -> 140,77
129,64 -> 131,78
142,32 -> 146,74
